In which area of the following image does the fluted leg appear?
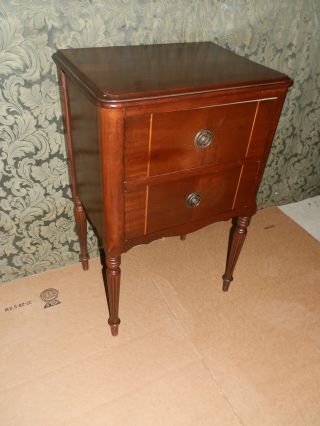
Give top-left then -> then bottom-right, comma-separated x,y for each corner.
222,216 -> 251,291
73,196 -> 89,270
105,255 -> 121,336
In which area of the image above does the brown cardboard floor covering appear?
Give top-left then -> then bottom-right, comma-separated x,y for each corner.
1,207 -> 320,425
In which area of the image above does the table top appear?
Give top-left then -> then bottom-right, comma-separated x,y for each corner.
53,42 -> 292,103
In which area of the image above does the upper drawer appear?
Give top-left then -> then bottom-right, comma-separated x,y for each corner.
125,101 -> 257,179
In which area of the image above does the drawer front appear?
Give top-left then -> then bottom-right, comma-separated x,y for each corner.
147,168 -> 241,233
126,167 -> 240,236
125,102 -> 257,179
150,103 -> 256,176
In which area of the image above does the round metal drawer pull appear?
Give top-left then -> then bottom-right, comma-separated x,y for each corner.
186,192 -> 201,208
194,128 -> 213,148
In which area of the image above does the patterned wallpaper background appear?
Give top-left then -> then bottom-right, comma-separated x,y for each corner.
1,0 -> 319,282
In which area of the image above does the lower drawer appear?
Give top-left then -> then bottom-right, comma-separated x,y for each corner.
125,167 -> 241,238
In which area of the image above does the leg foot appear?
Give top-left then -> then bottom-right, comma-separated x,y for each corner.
108,321 -> 120,336
81,259 -> 89,271
105,255 -> 121,336
222,216 -> 251,291
222,275 -> 233,292
74,197 -> 89,270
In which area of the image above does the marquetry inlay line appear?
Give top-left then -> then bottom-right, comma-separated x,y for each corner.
166,97 -> 278,114
144,185 -> 149,235
208,96 -> 277,108
146,113 -> 153,178
231,166 -> 244,211
231,101 -> 260,210
245,101 -> 260,158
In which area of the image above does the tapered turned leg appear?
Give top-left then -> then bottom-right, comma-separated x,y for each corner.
73,196 -> 89,270
180,234 -> 186,241
105,255 -> 121,336
222,216 -> 251,291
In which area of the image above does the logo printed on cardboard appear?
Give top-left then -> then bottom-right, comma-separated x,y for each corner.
4,300 -> 32,312
40,288 -> 61,309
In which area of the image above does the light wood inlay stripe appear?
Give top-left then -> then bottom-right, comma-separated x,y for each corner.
232,165 -> 244,211
147,113 -> 153,178
144,185 -> 149,235
245,101 -> 260,157
232,101 -> 260,210
144,113 -> 153,234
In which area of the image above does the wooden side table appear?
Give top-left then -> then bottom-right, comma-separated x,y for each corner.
53,42 -> 292,336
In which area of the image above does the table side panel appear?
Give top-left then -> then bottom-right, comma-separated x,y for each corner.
67,77 -> 104,237
248,99 -> 281,158
234,93 -> 289,210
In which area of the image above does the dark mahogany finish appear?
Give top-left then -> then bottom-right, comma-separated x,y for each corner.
53,42 -> 292,336
222,216 -> 251,291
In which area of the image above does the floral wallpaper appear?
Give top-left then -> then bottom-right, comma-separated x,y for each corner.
1,0 -> 319,282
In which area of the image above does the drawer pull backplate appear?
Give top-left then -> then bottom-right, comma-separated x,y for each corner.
194,128 -> 213,148
186,192 -> 201,208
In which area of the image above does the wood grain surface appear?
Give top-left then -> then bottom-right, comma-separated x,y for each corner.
54,42 -> 292,334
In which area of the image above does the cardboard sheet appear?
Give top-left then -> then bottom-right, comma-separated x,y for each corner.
1,207 -> 320,425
